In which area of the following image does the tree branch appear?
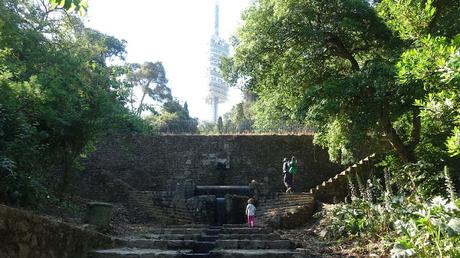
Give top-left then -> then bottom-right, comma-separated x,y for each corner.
325,33 -> 360,71
381,112 -> 417,163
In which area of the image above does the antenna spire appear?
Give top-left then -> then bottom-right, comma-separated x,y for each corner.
214,0 -> 219,36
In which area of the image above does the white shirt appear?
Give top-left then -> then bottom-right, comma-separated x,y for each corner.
246,203 -> 256,216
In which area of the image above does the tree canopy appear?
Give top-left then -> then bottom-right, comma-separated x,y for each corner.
125,61 -> 172,116
223,0 -> 459,165
0,0 -> 175,204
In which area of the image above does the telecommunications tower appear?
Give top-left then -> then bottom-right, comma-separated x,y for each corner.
206,0 -> 229,122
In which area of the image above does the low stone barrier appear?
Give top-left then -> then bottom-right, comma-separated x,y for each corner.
0,204 -> 121,258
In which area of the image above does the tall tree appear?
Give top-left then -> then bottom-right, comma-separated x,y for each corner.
223,0 -> 459,164
126,62 -> 172,116
0,0 -> 135,201
145,99 -> 198,134
223,0 -> 409,162
47,0 -> 88,15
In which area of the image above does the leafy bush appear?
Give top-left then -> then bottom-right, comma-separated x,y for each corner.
392,197 -> 460,258
328,171 -> 460,257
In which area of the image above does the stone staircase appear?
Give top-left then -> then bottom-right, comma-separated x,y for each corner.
308,153 -> 378,203
88,224 -> 308,258
257,193 -> 315,228
128,191 -> 193,224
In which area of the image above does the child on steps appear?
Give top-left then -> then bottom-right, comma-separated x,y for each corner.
246,198 -> 256,228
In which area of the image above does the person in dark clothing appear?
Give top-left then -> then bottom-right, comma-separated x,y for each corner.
249,179 -> 260,206
282,157 -> 293,193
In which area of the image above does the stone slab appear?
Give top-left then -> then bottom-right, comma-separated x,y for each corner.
219,233 -> 281,240
136,234 -> 199,240
221,228 -> 272,234
126,239 -> 194,249
216,239 -> 291,249
148,228 -> 205,234
209,249 -> 301,258
88,248 -> 191,258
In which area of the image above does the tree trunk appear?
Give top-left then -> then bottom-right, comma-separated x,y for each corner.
136,90 -> 147,116
136,79 -> 154,116
58,143 -> 75,197
59,154 -> 71,197
408,107 -> 421,149
382,116 -> 417,163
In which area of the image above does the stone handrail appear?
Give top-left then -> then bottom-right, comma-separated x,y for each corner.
308,153 -> 379,203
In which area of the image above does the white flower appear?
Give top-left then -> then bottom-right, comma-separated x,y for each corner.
431,196 -> 447,207
445,202 -> 459,212
430,218 -> 440,226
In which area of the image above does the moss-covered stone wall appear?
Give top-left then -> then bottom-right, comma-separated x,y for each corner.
81,135 -> 343,195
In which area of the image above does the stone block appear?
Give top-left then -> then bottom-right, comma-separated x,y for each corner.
186,195 -> 216,224
85,202 -> 114,227
269,240 -> 291,249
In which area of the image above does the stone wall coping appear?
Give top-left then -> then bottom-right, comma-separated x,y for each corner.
88,201 -> 114,207
0,204 -> 118,240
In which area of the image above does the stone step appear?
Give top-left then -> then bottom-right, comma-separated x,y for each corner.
262,198 -> 307,203
199,235 -> 220,242
268,200 -> 311,206
222,224 -> 248,228
132,203 -> 189,211
166,224 -> 207,228
128,197 -> 192,218
260,204 -> 311,210
216,239 -> 292,249
133,206 -> 191,217
262,196 -> 314,203
149,228 -> 206,234
270,196 -> 312,201
130,208 -> 192,222
205,228 -> 222,236
135,234 -> 223,242
209,249 -> 301,258
275,193 -> 312,198
220,233 -> 281,240
193,241 -> 216,253
136,233 -> 200,240
183,254 -> 210,258
126,239 -> 194,249
258,204 -> 314,214
256,199 -> 313,210
221,227 -> 272,234
263,199 -> 312,205
88,248 -> 191,258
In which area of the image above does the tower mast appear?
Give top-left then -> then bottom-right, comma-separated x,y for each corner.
207,0 -> 229,122
214,0 -> 219,37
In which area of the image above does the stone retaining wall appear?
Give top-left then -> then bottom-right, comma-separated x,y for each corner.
80,134 -> 343,199
0,205 -> 121,258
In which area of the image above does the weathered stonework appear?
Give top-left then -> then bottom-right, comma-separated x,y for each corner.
79,135 -> 342,200
224,194 -> 248,224
0,205 -> 121,258
186,195 -> 216,224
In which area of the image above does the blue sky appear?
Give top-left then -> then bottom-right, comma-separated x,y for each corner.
85,0 -> 251,121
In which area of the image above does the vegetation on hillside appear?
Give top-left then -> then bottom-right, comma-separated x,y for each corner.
222,0 -> 460,255
0,0 -> 197,208
0,0 -> 459,255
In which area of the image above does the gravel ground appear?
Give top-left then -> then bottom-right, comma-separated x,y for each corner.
275,203 -> 389,257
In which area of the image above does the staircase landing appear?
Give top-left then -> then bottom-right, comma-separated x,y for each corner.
88,224 -> 305,258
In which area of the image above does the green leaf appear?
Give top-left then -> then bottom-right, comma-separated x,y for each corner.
447,218 -> 460,236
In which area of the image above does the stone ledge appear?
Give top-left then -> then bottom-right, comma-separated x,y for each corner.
0,204 -> 122,258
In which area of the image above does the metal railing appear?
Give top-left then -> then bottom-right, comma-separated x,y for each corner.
156,120 -> 315,135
